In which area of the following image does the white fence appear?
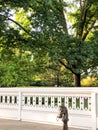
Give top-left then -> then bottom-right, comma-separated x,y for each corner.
0,87 -> 98,130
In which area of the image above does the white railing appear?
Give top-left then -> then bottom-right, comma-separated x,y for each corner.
0,87 -> 98,130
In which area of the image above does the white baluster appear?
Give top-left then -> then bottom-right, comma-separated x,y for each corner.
65,96 -> 68,108
88,97 -> 91,111
80,96 -> 84,110
22,96 -> 25,106
58,96 -> 61,106
7,96 -> 10,104
45,96 -> 48,107
27,96 -> 30,106
18,92 -> 22,120
12,96 -> 15,104
33,96 -> 36,106
72,96 -> 76,110
3,96 -> 5,104
51,96 -> 54,108
39,96 -> 42,106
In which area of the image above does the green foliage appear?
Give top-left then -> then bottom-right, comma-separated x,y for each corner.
0,0 -> 98,87
0,49 -> 34,87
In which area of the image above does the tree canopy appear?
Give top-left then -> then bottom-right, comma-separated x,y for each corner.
0,0 -> 98,87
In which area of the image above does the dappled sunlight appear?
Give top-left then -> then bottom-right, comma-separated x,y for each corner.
81,77 -> 97,87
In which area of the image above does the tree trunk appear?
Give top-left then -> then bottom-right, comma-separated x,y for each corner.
73,73 -> 81,87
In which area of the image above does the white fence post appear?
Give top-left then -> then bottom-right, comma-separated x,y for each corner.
91,92 -> 97,130
18,91 -> 22,120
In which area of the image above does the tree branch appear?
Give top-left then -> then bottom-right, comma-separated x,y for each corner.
59,59 -> 75,74
7,17 -> 33,37
82,20 -> 96,40
46,66 -> 59,71
0,14 -> 33,38
77,1 -> 88,38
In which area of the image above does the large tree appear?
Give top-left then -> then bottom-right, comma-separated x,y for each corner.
0,0 -> 98,87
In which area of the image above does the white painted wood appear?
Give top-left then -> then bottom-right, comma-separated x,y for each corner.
18,92 -> 22,120
91,92 -> 97,130
0,87 -> 98,130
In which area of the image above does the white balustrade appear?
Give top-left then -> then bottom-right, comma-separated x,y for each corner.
0,87 -> 97,130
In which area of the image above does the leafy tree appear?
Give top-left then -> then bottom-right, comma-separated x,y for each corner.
0,0 -> 98,87
0,48 -> 34,87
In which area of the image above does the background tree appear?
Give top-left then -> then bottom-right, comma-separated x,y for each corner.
0,0 -> 98,87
